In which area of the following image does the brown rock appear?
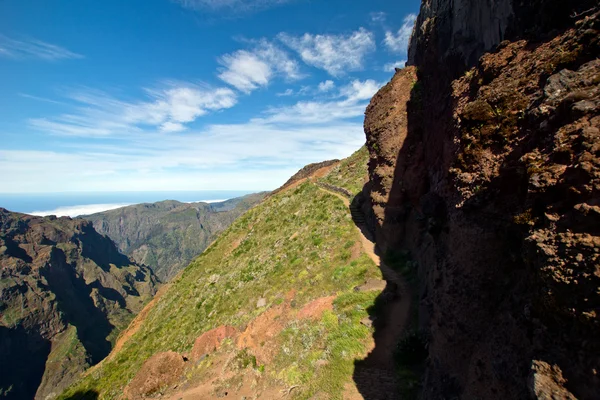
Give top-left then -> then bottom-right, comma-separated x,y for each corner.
296,296 -> 336,320
124,351 -> 186,400
190,325 -> 238,361
528,361 -> 577,400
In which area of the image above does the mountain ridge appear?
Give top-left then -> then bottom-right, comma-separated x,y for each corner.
83,194 -> 266,281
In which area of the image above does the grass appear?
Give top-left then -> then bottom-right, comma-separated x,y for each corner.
59,149 -> 382,399
318,146 -> 370,195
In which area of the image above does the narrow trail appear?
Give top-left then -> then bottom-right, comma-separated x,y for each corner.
317,184 -> 412,399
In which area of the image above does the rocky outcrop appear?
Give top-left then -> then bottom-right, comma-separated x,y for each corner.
123,351 -> 186,400
84,194 -> 265,281
364,2 -> 599,399
190,325 -> 238,361
272,160 -> 339,194
0,208 -> 158,399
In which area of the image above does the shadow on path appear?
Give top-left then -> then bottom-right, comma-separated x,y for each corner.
316,184 -> 413,399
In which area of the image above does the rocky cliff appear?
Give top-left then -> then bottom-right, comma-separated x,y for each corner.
84,194 -> 265,281
0,209 -> 158,399
364,1 -> 599,399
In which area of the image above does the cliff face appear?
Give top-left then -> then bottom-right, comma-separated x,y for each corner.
0,209 -> 158,399
364,2 -> 599,399
84,194 -> 265,281
408,0 -> 597,68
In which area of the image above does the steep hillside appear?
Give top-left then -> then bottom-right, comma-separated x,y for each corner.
59,148 -> 416,399
84,194 -> 266,281
364,2 -> 599,399
0,209 -> 158,400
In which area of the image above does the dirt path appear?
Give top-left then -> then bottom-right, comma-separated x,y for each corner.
317,184 -> 412,375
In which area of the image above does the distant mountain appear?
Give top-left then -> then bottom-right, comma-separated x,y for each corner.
0,208 -> 158,400
83,193 -> 266,281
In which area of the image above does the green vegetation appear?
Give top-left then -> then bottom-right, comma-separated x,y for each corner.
85,194 -> 265,281
318,146 -> 370,195
60,154 -> 383,399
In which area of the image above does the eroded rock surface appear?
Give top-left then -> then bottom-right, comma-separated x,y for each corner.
0,208 -> 157,399
364,4 -> 599,399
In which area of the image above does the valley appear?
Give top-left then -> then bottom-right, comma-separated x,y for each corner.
83,194 -> 266,281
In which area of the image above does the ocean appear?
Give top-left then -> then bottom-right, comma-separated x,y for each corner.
0,191 -> 255,217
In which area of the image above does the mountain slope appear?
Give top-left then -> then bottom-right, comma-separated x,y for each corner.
0,209 -> 158,400
59,148 -> 413,399
84,194 -> 266,281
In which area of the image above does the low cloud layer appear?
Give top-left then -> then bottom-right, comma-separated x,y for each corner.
30,203 -> 132,217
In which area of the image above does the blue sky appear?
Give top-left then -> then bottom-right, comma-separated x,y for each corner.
0,0 -> 420,193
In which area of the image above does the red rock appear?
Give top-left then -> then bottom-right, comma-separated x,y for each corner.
190,325 -> 237,361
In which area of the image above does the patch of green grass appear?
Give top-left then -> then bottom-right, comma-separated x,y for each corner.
272,291 -> 378,399
318,146 -> 370,195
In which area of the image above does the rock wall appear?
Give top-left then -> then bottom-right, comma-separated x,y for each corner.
364,2 -> 599,399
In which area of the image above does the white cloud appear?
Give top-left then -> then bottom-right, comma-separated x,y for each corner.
253,79 -> 382,125
384,14 -> 417,54
338,79 -> 382,104
218,40 -> 301,93
318,80 -> 335,92
278,28 -> 375,76
383,60 -> 406,72
30,203 -> 132,217
174,0 -> 294,12
370,12 -> 387,23
0,34 -> 83,60
160,121 -> 186,132
28,83 -> 237,136
276,88 -> 294,96
255,101 -> 367,125
218,51 -> 271,93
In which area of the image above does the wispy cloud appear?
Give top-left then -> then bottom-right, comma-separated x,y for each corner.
0,34 -> 83,61
383,14 -> 416,54
29,83 -> 237,136
383,60 -> 406,72
1,121 -> 364,192
278,28 -> 375,77
218,40 -> 301,93
276,88 -> 294,97
253,79 -> 382,125
6,79 -> 378,192
370,11 -> 387,23
173,0 -> 295,13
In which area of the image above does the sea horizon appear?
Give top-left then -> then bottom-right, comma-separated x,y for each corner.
0,190 -> 259,217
